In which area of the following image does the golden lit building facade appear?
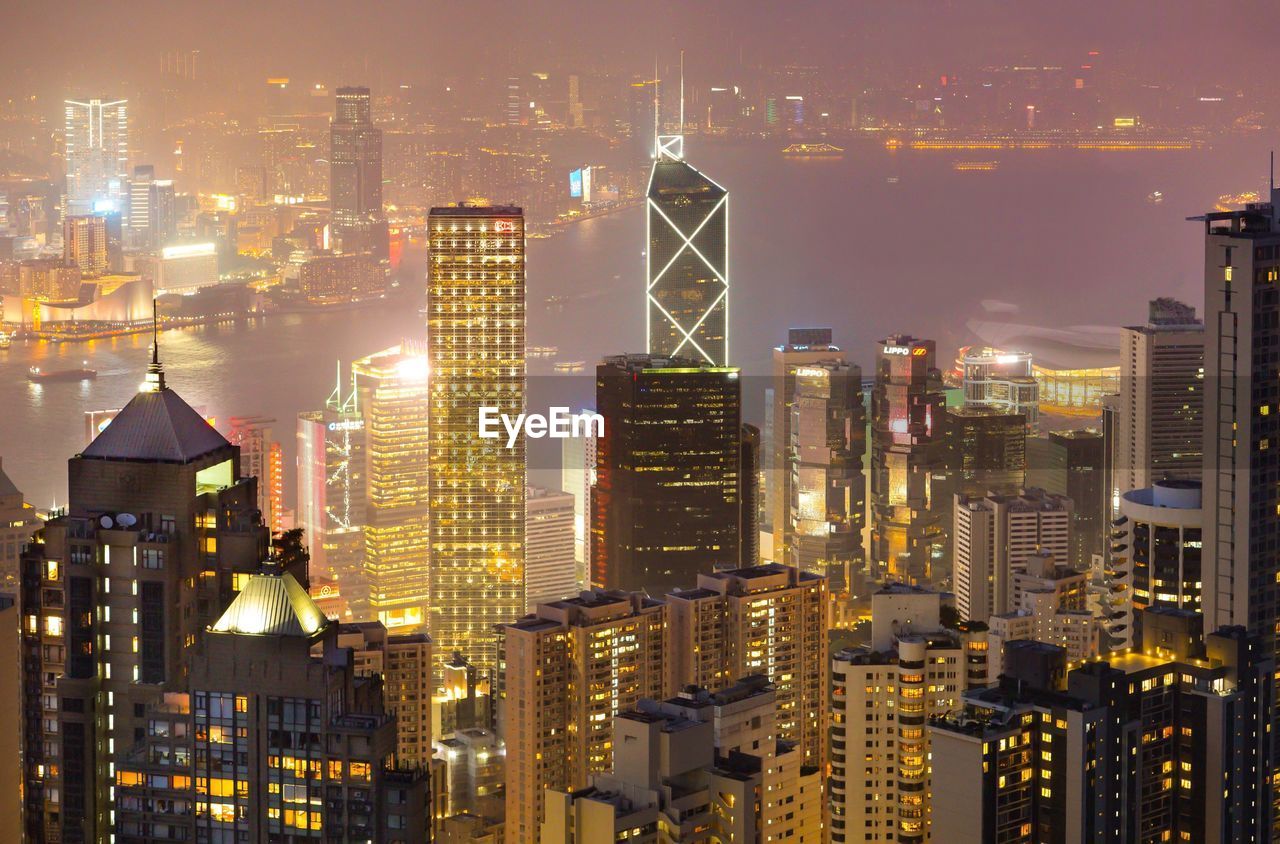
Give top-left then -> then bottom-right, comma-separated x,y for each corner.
498,591 -> 667,842
427,205 -> 526,674
353,345 -> 432,631
666,563 -> 829,767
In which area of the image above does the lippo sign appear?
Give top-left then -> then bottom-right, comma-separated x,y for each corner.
478,407 -> 604,448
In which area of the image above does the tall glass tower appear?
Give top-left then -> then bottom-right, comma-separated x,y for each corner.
64,98 -> 128,214
646,142 -> 729,366
330,86 -> 387,259
427,205 -> 526,676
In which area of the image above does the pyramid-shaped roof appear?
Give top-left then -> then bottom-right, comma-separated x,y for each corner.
82,388 -> 229,464
211,570 -> 328,637
0,459 -> 20,497
648,158 -> 727,199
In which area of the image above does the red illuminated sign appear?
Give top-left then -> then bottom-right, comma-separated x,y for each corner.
495,220 -> 516,233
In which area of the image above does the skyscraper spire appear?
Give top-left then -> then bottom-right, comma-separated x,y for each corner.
143,297 -> 166,392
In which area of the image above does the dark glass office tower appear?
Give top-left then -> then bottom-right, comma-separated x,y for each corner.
20,356 -> 273,843
943,405 -> 1027,499
1197,193 -> 1280,833
591,354 -> 743,594
869,336 -> 947,586
330,86 -> 387,259
646,158 -> 728,366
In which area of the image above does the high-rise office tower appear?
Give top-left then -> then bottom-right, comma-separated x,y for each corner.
961,347 -> 1039,428
20,352 -> 273,843
227,415 -> 285,535
666,563 -> 829,767
1197,196 -> 1280,832
330,87 -> 388,259
296,369 -> 367,585
943,405 -> 1027,499
740,421 -> 761,567
561,432 -> 595,586
334,621 -> 435,767
591,354 -> 743,594
1115,298 -> 1204,496
498,591 -> 667,841
646,146 -> 728,366
930,610 -> 1273,844
353,344 -> 431,631
830,586 -> 989,844
953,489 -> 1072,623
1049,428 -> 1105,567
788,358 -> 865,592
126,165 -> 176,250
62,214 -> 108,276
869,336 -> 948,585
427,205 -> 526,674
114,568 -> 430,843
0,458 -> 40,590
768,327 -> 845,556
524,486 -> 577,609
543,676 -> 824,843
64,98 -> 128,214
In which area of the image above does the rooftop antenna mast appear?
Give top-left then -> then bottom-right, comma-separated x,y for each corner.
144,297 -> 165,392
653,55 -> 660,159
679,49 -> 685,133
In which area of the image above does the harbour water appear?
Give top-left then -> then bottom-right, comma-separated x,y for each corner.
1,135 -> 1270,505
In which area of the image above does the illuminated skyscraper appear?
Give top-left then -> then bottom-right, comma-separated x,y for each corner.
525,486 -> 577,610
20,352 -> 272,842
126,165 -> 176,251
330,87 -> 387,259
64,98 -> 128,215
869,336 -> 947,585
591,354 -> 744,594
62,214 -> 108,276
788,358 -> 865,592
427,205 -> 525,674
353,344 -> 431,631
768,327 -> 844,556
1196,194 -> 1280,831
1115,297 -> 1204,495
646,145 -> 728,366
830,586 -> 988,844
227,415 -> 285,536
297,366 -> 366,587
499,591 -> 667,841
114,568 -> 431,843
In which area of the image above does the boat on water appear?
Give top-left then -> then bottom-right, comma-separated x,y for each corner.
28,365 -> 97,383
952,160 -> 1000,172
782,142 -> 844,158
527,345 -> 559,358
552,361 -> 586,373
0,333 -> 11,350
1146,191 -> 1165,204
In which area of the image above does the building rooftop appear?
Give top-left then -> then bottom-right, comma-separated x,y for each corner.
211,569 -> 328,637
429,204 -> 522,217
81,386 -> 228,464
0,458 -> 20,497
648,158 -> 727,198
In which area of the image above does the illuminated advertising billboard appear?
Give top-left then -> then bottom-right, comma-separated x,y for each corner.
569,168 -> 582,198
581,166 -> 593,203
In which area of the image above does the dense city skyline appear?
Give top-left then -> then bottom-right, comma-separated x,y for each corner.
2,3 -> 1280,842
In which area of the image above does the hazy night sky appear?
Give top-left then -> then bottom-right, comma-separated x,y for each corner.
2,0 -> 1279,100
